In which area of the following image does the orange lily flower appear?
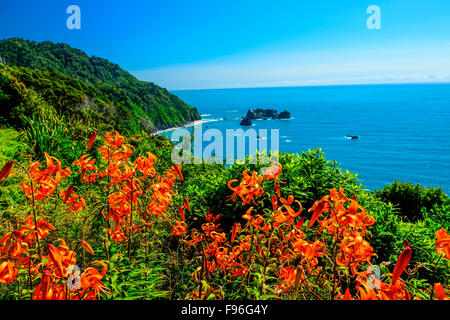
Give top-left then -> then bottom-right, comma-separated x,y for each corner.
59,188 -> 86,211
108,229 -> 126,242
178,206 -> 186,221
62,184 -> 75,202
228,170 -> 264,205
80,261 -> 109,300
134,152 -> 157,178
183,198 -> 191,211
292,238 -> 326,260
435,228 -> 450,259
277,266 -> 305,292
271,195 -> 302,227
171,220 -> 187,236
111,144 -> 135,162
355,270 -> 379,300
105,131 -> 125,147
210,231 -> 227,243
272,195 -> 278,211
434,283 -> 449,300
205,210 -> 221,223
33,272 -> 66,300
306,197 -> 330,231
20,216 -> 55,242
170,164 -> 184,181
47,243 -> 65,278
335,288 -> 353,300
87,130 -> 97,151
263,162 -> 282,180
250,214 -> 271,232
336,232 -> 374,275
231,222 -> 240,244
73,154 -> 98,172
343,288 -> 352,300
42,240 -> 74,270
0,260 -> 18,284
391,240 -> 412,286
22,153 -> 70,200
81,240 -> 95,255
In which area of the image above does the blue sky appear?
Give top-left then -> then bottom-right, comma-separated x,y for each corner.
1,0 -> 450,89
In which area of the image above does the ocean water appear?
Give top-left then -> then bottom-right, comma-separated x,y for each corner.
168,84 -> 450,193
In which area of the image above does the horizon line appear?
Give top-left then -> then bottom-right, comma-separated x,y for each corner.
170,80 -> 450,92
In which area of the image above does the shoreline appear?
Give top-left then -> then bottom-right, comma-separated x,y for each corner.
152,118 -> 217,135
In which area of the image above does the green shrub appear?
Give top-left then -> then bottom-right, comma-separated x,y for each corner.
173,149 -> 365,231
373,181 -> 448,221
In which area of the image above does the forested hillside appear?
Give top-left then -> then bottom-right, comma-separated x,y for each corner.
0,38 -> 200,133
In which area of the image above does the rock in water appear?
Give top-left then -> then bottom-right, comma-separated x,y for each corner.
262,109 -> 278,118
246,109 -> 259,120
240,108 -> 290,123
278,111 -> 291,119
247,109 -> 279,119
240,117 -> 252,126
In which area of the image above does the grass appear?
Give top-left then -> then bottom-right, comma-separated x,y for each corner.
0,127 -> 29,220
0,128 -> 27,164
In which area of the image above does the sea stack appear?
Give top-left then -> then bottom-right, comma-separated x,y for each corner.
246,109 -> 259,120
242,108 -> 291,121
240,116 -> 252,126
246,109 -> 279,119
277,110 -> 291,119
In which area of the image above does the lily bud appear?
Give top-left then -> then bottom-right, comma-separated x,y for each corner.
0,161 -> 13,182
